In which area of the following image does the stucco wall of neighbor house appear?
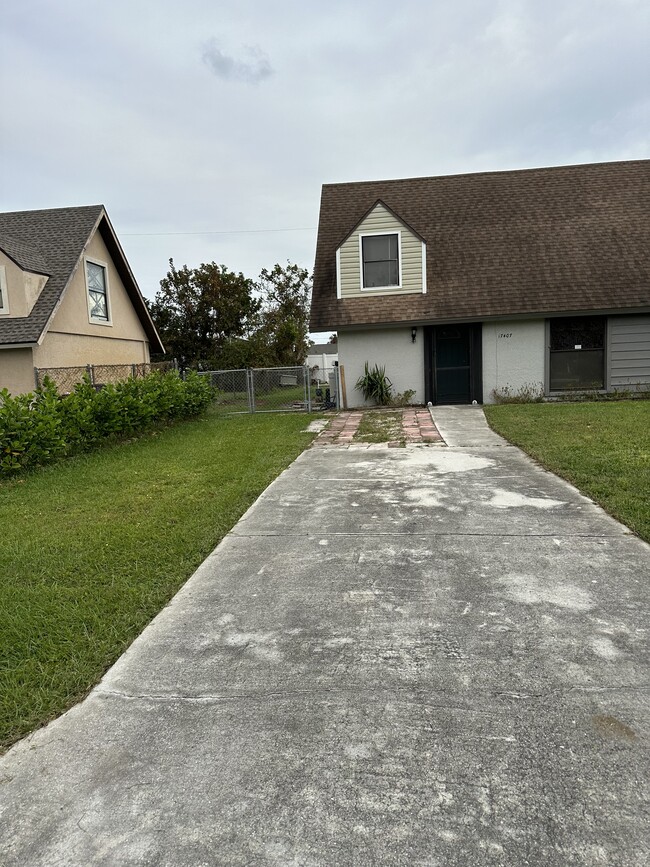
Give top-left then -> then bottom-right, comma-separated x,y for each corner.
44,228 -> 150,352
0,348 -> 36,395
338,328 -> 424,406
0,251 -> 48,318
482,320 -> 546,403
338,203 -> 424,299
33,333 -> 149,370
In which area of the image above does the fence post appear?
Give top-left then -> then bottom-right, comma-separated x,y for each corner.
131,363 -> 137,379
86,364 -> 95,385
247,368 -> 255,414
305,365 -> 311,413
34,368 -> 40,390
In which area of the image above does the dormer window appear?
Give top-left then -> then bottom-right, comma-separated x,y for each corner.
361,233 -> 401,289
85,259 -> 111,323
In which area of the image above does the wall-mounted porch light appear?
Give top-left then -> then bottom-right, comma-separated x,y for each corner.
411,327 -> 417,343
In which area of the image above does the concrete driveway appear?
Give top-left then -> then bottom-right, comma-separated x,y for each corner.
1,407 -> 648,866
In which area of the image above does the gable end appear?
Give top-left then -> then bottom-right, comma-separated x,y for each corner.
336,202 -> 426,299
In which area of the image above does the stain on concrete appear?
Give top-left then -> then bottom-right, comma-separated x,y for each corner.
500,574 -> 594,610
590,636 -> 624,660
488,489 -> 565,510
199,616 -> 283,663
592,715 -> 637,741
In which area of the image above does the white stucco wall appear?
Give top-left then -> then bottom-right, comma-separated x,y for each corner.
338,328 -> 424,406
482,320 -> 546,403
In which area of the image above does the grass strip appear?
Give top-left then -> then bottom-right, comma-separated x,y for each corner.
355,410 -> 405,444
0,408 -> 316,750
484,401 -> 650,543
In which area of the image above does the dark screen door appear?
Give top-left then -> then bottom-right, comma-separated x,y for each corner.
434,325 -> 472,404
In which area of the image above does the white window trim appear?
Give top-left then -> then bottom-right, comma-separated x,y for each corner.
421,241 -> 427,294
84,256 -> 112,326
0,265 -> 9,315
336,248 -> 342,299
358,231 -> 402,291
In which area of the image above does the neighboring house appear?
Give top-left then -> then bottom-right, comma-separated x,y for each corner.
307,342 -> 338,379
0,205 -> 164,395
310,160 -> 650,405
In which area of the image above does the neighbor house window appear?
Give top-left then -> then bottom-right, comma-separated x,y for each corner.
361,233 -> 400,288
86,260 -> 110,322
549,316 -> 605,390
0,265 -> 8,314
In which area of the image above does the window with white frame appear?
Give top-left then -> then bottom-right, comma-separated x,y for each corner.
0,265 -> 7,314
361,233 -> 400,289
86,260 -> 110,322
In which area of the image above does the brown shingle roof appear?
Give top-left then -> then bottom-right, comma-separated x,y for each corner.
0,206 -> 163,353
310,160 -> 650,331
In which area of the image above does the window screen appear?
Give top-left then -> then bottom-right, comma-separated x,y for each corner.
87,262 -> 109,321
362,234 -> 399,288
549,317 -> 605,390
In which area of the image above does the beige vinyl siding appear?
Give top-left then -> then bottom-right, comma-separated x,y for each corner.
338,203 -> 424,298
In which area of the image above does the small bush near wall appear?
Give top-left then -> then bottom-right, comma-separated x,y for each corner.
355,362 -> 393,405
0,371 -> 212,477
491,382 -> 545,404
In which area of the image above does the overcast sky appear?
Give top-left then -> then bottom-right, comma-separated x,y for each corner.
1,0 -> 648,337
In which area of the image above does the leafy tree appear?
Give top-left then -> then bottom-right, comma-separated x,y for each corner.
148,259 -> 311,370
254,262 -> 312,366
147,259 -> 260,368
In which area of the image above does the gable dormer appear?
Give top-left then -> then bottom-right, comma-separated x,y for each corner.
0,244 -> 49,319
335,201 -> 426,299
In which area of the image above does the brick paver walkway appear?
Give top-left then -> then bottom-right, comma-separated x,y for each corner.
401,408 -> 444,443
313,408 -> 444,447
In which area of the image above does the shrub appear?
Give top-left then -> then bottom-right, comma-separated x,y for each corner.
0,370 -> 212,478
491,382 -> 545,404
391,389 -> 417,407
0,379 -> 67,474
355,362 -> 393,405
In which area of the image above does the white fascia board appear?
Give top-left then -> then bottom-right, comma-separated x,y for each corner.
421,241 -> 427,294
336,247 -> 341,299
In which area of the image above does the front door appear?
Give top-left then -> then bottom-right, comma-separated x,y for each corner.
425,324 -> 482,404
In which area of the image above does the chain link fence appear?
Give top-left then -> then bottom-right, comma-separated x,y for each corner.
34,361 -> 175,394
197,368 -> 250,413
35,360 -> 340,412
199,365 -> 340,413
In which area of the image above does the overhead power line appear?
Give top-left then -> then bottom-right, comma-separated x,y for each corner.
122,226 -> 317,237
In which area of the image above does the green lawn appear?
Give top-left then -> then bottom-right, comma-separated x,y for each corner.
0,408 -> 317,750
484,401 -> 650,543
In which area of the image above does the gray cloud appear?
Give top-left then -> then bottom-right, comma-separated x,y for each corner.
2,0 -> 648,308
202,39 -> 272,84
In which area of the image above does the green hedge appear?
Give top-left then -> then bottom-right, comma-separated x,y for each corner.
0,370 -> 212,477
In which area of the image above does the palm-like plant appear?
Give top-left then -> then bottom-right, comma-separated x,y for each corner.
355,362 -> 393,405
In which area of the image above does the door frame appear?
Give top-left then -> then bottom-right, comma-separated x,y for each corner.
423,323 -> 483,405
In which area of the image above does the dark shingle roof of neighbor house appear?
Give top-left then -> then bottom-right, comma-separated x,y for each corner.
310,159 -> 650,331
0,205 -> 164,353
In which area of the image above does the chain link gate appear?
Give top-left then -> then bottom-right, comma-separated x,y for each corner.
199,365 -> 340,414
